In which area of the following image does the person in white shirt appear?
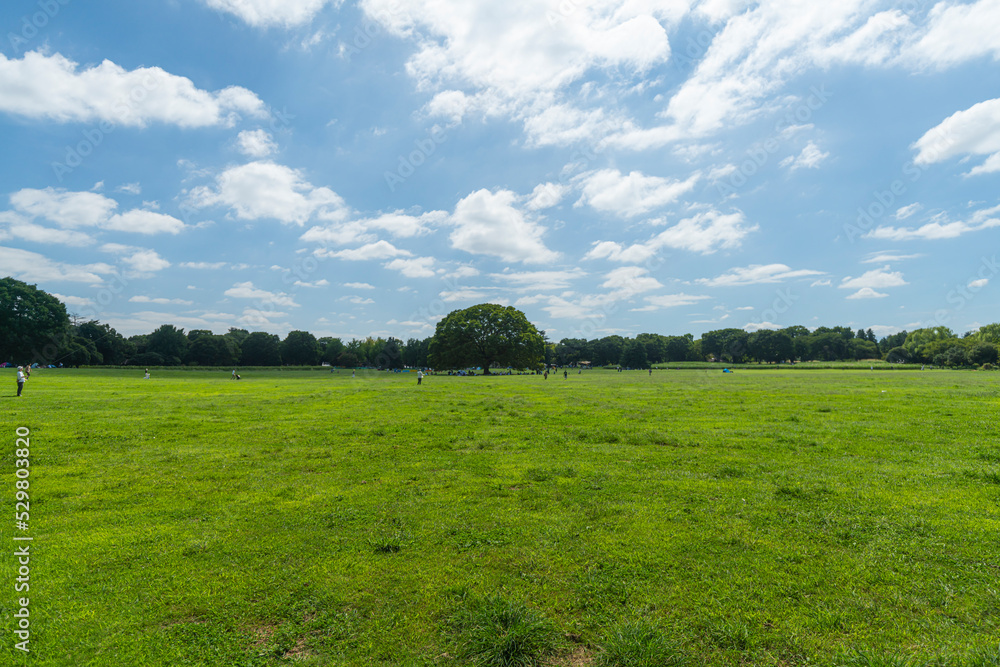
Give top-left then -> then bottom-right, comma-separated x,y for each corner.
16,366 -> 26,396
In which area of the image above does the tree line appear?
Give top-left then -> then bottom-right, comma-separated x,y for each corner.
2,277 -> 998,370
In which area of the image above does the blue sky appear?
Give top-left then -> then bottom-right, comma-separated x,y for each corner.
2,0 -> 999,342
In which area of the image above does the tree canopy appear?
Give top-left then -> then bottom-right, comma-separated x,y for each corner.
428,304 -> 544,373
0,277 -> 69,363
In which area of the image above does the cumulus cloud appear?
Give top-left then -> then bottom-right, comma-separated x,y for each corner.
6,187 -> 184,235
323,240 -> 411,261
236,129 -> 278,158
0,246 -> 112,283
224,281 -> 300,307
448,189 -> 559,264
839,266 -> 908,290
575,169 -> 700,217
100,243 -> 171,276
913,97 -> 1000,175
865,205 -> 1000,241
188,161 -> 349,225
203,0 -> 332,27
490,269 -> 586,292
698,263 -> 825,287
779,141 -> 829,171
0,51 -> 266,127
845,287 -> 889,299
631,293 -> 711,312
385,257 -> 436,278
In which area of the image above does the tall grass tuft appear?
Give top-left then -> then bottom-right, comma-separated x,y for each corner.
596,619 -> 691,667
452,595 -> 558,667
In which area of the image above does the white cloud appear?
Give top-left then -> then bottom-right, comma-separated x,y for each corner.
846,287 -> 889,300
236,129 -> 278,158
903,0 -> 1000,70
449,189 -> 559,264
861,252 -> 922,264
189,161 -> 348,225
839,267 -> 907,291
204,0 -> 332,27
895,203 -> 921,220
0,246 -> 112,283
10,188 -> 117,228
105,210 -> 185,235
600,267 -> 662,296
0,51 -> 265,127
343,282 -> 375,290
441,288 -> 494,303
490,269 -> 586,292
584,209 -> 756,263
779,141 -> 829,171
180,261 -> 227,269
699,263 -> 825,287
575,169 -> 699,217
325,240 -> 411,261
130,296 -> 194,305
51,293 -> 95,309
913,97 -> 1000,175
4,220 -> 93,247
631,293 -> 711,312
117,183 -> 142,195
100,244 -> 171,276
970,278 -> 989,289
865,205 -> 1000,241
293,279 -> 330,288
384,257 -> 436,278
7,187 -> 184,235
525,182 -> 570,211
357,210 -> 447,238
224,281 -> 300,307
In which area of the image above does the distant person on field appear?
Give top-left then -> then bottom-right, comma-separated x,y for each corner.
563,370 -> 567,379
144,368 -> 150,380
417,370 -> 423,385
16,366 -> 26,396
232,369 -> 237,379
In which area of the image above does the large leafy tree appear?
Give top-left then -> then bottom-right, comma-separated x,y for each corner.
0,277 -> 70,364
76,320 -> 134,365
701,328 -> 749,362
147,324 -> 188,365
240,332 -> 282,366
187,334 -> 238,366
428,304 -> 544,373
747,329 -> 794,363
281,330 -> 319,365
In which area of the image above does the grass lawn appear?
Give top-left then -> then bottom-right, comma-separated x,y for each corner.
2,367 -> 1000,666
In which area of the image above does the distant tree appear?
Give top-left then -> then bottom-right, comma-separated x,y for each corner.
747,330 -> 794,363
187,329 -> 213,342
318,337 -> 345,364
885,346 -> 909,363
281,330 -> 319,365
664,334 -> 694,362
848,338 -> 880,360
76,320 -> 133,365
934,346 -> 970,368
240,332 -> 282,366
147,324 -> 188,365
187,334 -> 238,366
973,323 -> 1000,345
337,351 -> 360,368
619,339 -> 649,369
0,277 -> 70,364
808,332 -> 848,361
903,327 -> 956,363
224,328 -> 249,361
878,330 -> 908,353
555,338 -> 587,366
969,342 -> 999,366
402,337 -> 431,368
701,328 -> 749,362
428,304 -> 544,373
374,337 -> 404,369
592,336 -> 625,367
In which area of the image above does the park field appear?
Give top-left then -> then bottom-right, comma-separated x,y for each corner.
3,367 -> 1000,666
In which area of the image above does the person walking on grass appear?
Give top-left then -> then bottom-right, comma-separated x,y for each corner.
417,370 -> 423,385
16,366 -> 26,396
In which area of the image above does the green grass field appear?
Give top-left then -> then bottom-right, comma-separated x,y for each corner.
3,367 -> 1000,666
